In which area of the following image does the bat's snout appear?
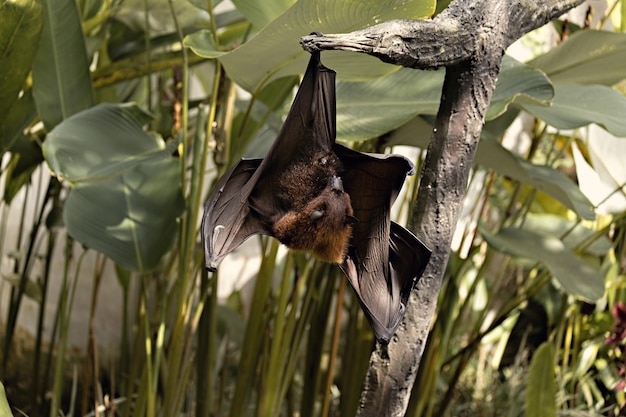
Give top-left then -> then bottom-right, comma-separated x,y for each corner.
328,175 -> 344,192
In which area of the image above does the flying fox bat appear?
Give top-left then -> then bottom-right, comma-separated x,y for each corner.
202,50 -> 431,343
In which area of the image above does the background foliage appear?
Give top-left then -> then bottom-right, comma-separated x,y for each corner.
1,0 -> 626,416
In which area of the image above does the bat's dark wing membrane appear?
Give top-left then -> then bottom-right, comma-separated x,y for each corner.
202,52 -> 337,270
201,159 -> 271,270
250,52 -> 337,219
335,145 -> 431,343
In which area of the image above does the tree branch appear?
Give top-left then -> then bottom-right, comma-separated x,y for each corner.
301,0 -> 585,416
301,0 -> 585,69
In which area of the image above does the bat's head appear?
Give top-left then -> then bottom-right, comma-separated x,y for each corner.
272,176 -> 355,264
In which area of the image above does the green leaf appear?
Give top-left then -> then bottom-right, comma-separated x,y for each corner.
0,381 -> 11,417
231,0 -> 295,29
44,103 -> 184,272
573,125 -> 626,214
4,138 -> 44,204
522,213 -> 613,257
529,30 -> 626,86
525,341 -> 556,417
520,83 -> 626,137
336,68 -> 443,141
486,56 -> 553,120
184,30 -> 227,58
0,0 -> 43,123
44,103 -> 172,183
32,0 -> 94,130
481,226 -> 605,301
336,55 -> 552,141
187,0 -> 435,91
0,89 -> 37,154
64,158 -> 184,272
475,139 -> 596,220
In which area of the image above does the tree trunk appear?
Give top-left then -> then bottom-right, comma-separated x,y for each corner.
301,0 -> 585,415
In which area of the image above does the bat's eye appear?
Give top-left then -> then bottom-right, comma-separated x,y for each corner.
318,157 -> 328,167
310,210 -> 324,221
345,215 -> 358,225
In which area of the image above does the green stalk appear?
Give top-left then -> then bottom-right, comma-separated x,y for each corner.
321,277 -> 345,417
48,244 -> 87,417
257,255 -> 294,417
191,76 -> 223,417
231,239 -> 279,417
140,280 -> 156,417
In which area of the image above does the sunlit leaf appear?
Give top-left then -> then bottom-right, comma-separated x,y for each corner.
526,341 -> 556,417
522,213 -> 613,257
476,139 -> 596,220
529,30 -> 626,86
231,0 -> 294,29
481,226 -> 605,301
187,0 -> 436,91
521,83 -> 626,137
573,124 -> 626,214
336,55 -> 552,141
0,381 -> 11,417
0,0 -> 43,125
336,68 -> 443,141
0,89 -> 37,155
32,0 -> 94,130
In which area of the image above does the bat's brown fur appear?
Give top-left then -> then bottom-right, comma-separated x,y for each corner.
273,176 -> 353,263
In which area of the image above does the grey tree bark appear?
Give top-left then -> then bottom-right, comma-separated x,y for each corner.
301,0 -> 585,416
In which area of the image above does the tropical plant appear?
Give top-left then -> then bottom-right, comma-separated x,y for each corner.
0,0 -> 625,416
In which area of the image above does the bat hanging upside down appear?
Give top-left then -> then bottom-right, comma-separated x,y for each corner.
202,49 -> 431,343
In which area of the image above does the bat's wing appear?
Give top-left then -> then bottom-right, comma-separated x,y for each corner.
336,145 -> 431,343
250,51 -> 337,219
201,158 -> 271,270
202,52 -> 337,270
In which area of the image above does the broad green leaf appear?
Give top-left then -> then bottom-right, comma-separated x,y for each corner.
336,68 -> 443,141
0,381 -> 11,417
525,341 -> 556,417
481,226 -> 604,301
184,30 -> 226,58
64,158 -> 184,272
476,140 -> 596,220
0,0 -> 43,123
32,0 -> 94,130
4,137 -> 44,204
387,127 -> 596,220
576,341 -> 601,377
44,103 -> 172,183
522,213 -> 613,257
486,56 -> 553,120
336,55 -> 552,141
187,0 -> 435,91
383,115 -> 434,148
573,125 -> 626,214
520,83 -> 626,137
44,103 -> 184,272
232,0 -> 294,29
529,30 -> 626,86
0,89 -> 37,154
